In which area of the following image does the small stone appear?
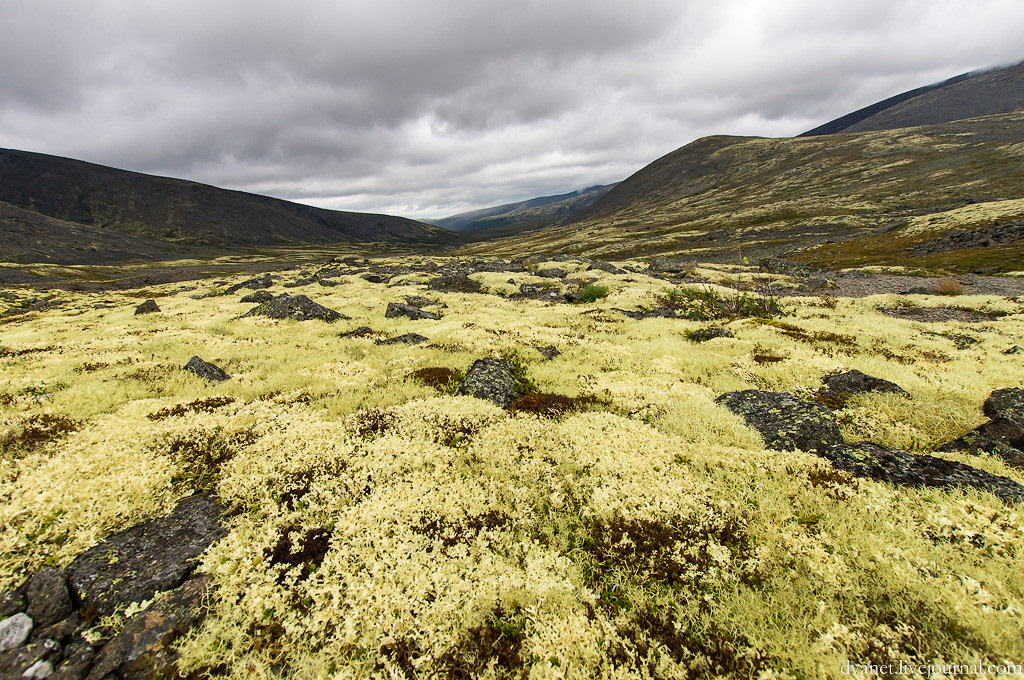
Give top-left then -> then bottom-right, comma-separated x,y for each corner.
182,356 -> 230,382
340,326 -> 374,339
385,302 -> 440,321
0,613 -> 34,652
23,659 -> 54,678
0,592 -> 26,619
133,300 -> 159,315
223,274 -> 273,295
534,345 -> 561,361
25,569 -> 72,630
1004,345 -> 1023,355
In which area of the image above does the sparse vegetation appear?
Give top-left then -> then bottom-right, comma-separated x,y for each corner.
933,276 -> 967,296
574,283 -> 609,303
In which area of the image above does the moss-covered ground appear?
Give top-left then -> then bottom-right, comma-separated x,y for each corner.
2,258 -> 1023,678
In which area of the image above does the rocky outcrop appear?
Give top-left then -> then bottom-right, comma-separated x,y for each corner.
183,356 -> 230,383
984,387 -> 1024,425
818,369 -> 910,406
242,293 -> 347,322
224,274 -> 273,295
822,442 -> 1024,504
133,299 -> 160,315
715,390 -> 843,453
375,333 -> 428,346
427,275 -> 482,294
938,387 -> 1024,469
457,359 -> 517,407
239,289 -> 274,303
385,302 -> 440,321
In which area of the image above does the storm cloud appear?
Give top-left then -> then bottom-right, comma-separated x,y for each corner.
2,0 -> 1022,219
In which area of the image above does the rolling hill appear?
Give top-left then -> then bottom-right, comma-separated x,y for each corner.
0,148 -> 455,263
433,185 -> 615,235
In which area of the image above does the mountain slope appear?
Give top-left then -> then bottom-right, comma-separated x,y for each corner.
0,148 -> 453,255
457,112 -> 1024,270
801,61 -> 1024,136
434,185 -> 615,235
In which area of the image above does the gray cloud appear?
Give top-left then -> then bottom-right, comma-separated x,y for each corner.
1,0 -> 1022,219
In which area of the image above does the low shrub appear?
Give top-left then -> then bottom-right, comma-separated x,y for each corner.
575,284 -> 609,304
932,277 -> 966,296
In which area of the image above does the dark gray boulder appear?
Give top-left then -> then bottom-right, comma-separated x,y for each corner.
183,356 -> 229,383
0,639 -> 61,679
819,370 -> 910,405
385,302 -> 440,321
66,494 -> 223,619
822,442 -> 1024,504
511,284 -> 564,302
690,327 -> 734,343
427,275 -> 482,294
0,592 -> 26,620
223,274 -> 273,295
86,576 -> 210,680
242,293 -> 347,322
983,387 -> 1024,426
239,289 -> 275,303
456,359 -> 517,407
283,278 -> 313,288
587,261 -> 626,275
25,569 -> 71,630
534,268 -> 566,279
647,258 -> 693,274
715,390 -> 843,453
938,417 -> 1024,470
52,640 -> 94,680
375,333 -> 428,346
360,273 -> 385,283
133,300 -> 160,316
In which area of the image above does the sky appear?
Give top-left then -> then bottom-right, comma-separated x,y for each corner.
1,1 -> 1023,221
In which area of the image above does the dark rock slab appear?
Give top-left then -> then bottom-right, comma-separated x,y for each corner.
427,275 -> 482,294
534,345 -> 561,361
715,390 -> 843,453
647,258 -> 694,274
283,278 -> 314,288
25,569 -> 71,630
938,417 -> 1024,470
317,278 -> 343,287
242,293 -> 347,322
510,284 -> 564,302
183,356 -> 229,383
239,290 -> 274,304
0,640 -> 61,679
821,442 -> 1024,504
53,640 -> 94,680
375,333 -> 428,346
1004,345 -> 1023,355
67,495 -> 223,619
403,295 -> 438,309
587,261 -> 626,275
86,576 -> 210,680
133,300 -> 159,316
0,592 -> 26,620
534,268 -> 566,279
223,274 -> 272,295
984,387 -> 1024,426
340,326 -> 374,339
360,273 -> 385,283
456,359 -> 517,407
820,370 -> 910,404
385,302 -> 440,321
29,611 -> 80,645
690,327 -> 734,343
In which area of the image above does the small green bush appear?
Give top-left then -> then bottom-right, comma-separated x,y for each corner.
575,284 -> 609,304
665,285 -> 785,320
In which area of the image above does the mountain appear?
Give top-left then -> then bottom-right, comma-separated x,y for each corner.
433,185 -> 615,235
457,112 -> 1024,272
0,148 -> 454,263
801,61 -> 1024,136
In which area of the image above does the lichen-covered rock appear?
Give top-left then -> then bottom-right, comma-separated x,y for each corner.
0,640 -> 60,678
714,390 -> 843,453
385,302 -> 440,321
52,640 -> 94,680
457,359 -> 517,407
690,327 -> 734,343
86,576 -> 210,680
283,278 -> 314,288
821,442 -> 1024,504
427,275 -> 482,294
25,569 -> 71,630
223,274 -> 272,295
182,356 -> 229,383
586,261 -> 626,275
242,293 -> 347,322
0,613 -> 33,653
67,494 -> 223,619
375,333 -> 428,346
820,369 -> 910,403
133,299 -> 159,316
239,290 -> 274,303
534,268 -> 566,279
938,417 -> 1024,470
0,592 -> 25,620
647,258 -> 693,274
983,387 -> 1024,426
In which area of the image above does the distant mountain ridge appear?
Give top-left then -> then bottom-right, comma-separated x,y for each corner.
0,148 -> 454,263
434,184 -> 615,235
801,60 -> 1024,135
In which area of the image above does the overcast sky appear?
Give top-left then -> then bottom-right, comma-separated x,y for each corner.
1,1 -> 1022,220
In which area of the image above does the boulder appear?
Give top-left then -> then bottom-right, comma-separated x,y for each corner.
534,268 -> 566,279
86,576 -> 210,680
427,275 -> 482,294
283,278 -> 313,288
938,417 -> 1024,470
375,333 -> 428,346
385,302 -> 440,321
586,261 -> 626,275
242,293 -> 347,322
0,640 -> 61,679
983,387 -> 1024,426
0,592 -> 26,620
25,569 -> 71,630
819,370 -> 910,405
133,300 -> 160,316
340,326 -> 374,339
182,356 -> 230,383
457,359 -> 517,407
534,345 -> 561,361
66,494 -> 223,619
821,442 -> 1024,504
223,274 -> 273,295
690,327 -> 734,343
360,273 -> 385,283
647,258 -> 693,274
239,290 -> 274,303
715,390 -> 843,453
